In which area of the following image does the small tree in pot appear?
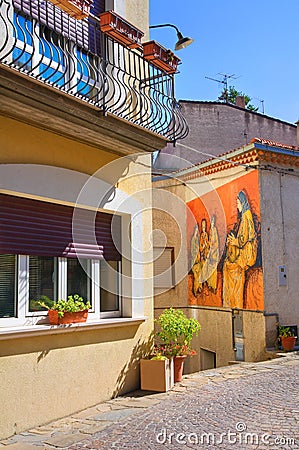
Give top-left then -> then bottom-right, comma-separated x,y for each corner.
155,308 -> 201,382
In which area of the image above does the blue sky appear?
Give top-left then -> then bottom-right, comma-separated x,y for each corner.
150,0 -> 299,124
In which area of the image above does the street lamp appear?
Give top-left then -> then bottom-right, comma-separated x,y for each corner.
149,23 -> 194,51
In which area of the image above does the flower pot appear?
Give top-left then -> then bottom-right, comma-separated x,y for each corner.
281,336 -> 296,351
140,358 -> 174,392
173,355 -> 187,382
99,11 -> 144,49
48,0 -> 93,20
143,41 -> 180,74
48,309 -> 89,325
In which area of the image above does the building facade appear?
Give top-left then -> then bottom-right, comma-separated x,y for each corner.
0,0 -> 187,439
153,139 -> 299,371
154,101 -> 297,170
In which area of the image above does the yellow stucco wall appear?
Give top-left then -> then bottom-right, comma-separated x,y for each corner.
0,116 -> 118,174
0,322 -> 153,438
0,115 -> 154,439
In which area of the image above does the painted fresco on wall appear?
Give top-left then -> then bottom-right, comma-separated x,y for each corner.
187,171 -> 264,310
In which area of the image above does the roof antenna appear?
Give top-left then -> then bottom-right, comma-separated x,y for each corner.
253,97 -> 265,114
205,73 -> 238,102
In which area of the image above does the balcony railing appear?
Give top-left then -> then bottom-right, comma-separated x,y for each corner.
0,0 -> 189,142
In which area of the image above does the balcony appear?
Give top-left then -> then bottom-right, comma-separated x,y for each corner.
0,0 -> 188,143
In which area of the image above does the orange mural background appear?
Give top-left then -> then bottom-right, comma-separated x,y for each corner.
187,171 -> 264,310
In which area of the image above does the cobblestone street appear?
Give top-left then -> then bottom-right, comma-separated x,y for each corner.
1,353 -> 299,450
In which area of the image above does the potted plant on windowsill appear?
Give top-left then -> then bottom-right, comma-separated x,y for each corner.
38,294 -> 91,325
155,308 -> 201,382
99,10 -> 144,49
279,326 -> 297,351
143,41 -> 181,74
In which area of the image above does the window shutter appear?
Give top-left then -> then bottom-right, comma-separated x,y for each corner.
13,0 -> 105,50
153,247 -> 174,288
0,194 -> 121,261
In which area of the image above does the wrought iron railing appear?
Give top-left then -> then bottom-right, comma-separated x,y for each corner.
0,0 -> 189,141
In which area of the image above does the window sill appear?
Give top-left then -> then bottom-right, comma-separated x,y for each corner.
0,317 -> 147,340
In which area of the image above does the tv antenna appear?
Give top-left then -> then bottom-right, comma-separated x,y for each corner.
253,97 -> 265,114
205,73 -> 239,102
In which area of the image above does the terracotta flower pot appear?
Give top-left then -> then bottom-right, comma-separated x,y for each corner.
143,41 -> 181,74
48,0 -> 93,20
281,336 -> 296,351
173,355 -> 187,382
48,309 -> 88,325
99,10 -> 144,49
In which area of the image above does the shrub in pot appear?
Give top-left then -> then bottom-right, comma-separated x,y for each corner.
155,308 -> 201,382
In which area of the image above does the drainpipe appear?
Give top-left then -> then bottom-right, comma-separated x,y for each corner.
232,309 -> 237,353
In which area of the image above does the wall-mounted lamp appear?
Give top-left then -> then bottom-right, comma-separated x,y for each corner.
149,23 -> 194,51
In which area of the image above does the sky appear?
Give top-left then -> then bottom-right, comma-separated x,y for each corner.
149,0 -> 299,125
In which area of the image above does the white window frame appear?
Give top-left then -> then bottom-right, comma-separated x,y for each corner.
12,10 -> 101,98
0,255 -> 122,327
99,260 -> 121,319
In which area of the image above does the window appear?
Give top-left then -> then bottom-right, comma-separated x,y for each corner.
0,255 -> 122,324
0,255 -> 17,318
67,258 -> 91,302
12,1 -> 105,95
12,12 -> 33,71
100,260 -> 121,315
0,194 -> 122,326
29,256 -> 57,313
153,247 -> 174,291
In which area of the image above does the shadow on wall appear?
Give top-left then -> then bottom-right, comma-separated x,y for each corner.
112,332 -> 154,398
0,324 -> 142,359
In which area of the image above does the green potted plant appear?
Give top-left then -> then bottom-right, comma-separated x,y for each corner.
30,295 -> 54,312
155,308 -> 201,382
279,325 -> 297,351
38,294 -> 91,325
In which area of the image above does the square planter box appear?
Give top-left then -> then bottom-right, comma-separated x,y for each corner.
48,0 -> 92,20
99,10 -> 144,49
140,358 -> 174,392
143,40 -> 180,74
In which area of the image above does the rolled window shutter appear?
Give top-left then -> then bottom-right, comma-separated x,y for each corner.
153,247 -> 174,288
13,0 -> 105,50
0,194 -> 121,261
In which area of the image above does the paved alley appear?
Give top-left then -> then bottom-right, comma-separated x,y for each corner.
1,353 -> 299,450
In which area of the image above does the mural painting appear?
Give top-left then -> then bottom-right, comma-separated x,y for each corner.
187,171 -> 264,310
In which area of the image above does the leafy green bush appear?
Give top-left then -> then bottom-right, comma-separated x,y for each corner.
155,308 -> 201,357
38,294 -> 91,318
30,295 -> 54,311
279,325 -> 296,338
